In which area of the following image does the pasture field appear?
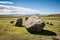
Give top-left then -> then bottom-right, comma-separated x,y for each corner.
0,15 -> 60,40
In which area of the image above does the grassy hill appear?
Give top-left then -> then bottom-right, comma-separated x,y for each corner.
0,14 -> 60,40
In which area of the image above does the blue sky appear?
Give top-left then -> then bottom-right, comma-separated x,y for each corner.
0,0 -> 60,14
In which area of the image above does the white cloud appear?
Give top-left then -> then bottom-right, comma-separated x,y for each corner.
0,5 -> 40,15
0,1 -> 13,5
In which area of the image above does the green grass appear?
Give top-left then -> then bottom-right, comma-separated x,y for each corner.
0,15 -> 60,40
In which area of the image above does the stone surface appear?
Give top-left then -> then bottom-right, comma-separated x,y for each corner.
13,18 -> 23,27
25,16 -> 45,33
25,17 -> 28,20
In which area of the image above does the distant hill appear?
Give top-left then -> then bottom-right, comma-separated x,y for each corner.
0,15 -> 19,18
0,14 -> 60,17
47,14 -> 60,17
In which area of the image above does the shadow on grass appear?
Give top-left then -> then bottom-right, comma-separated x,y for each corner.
30,30 -> 57,36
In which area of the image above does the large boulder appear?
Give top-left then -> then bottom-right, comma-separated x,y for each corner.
25,16 -> 45,33
13,18 -> 23,27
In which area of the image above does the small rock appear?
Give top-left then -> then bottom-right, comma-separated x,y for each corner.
46,22 -> 53,26
13,18 -> 23,27
25,17 -> 28,20
46,22 -> 49,24
49,22 -> 53,26
10,21 -> 14,24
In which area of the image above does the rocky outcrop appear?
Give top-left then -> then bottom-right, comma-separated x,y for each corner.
25,16 -> 45,33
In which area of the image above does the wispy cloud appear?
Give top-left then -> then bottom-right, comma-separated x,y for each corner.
0,1 -> 13,5
0,5 -> 40,15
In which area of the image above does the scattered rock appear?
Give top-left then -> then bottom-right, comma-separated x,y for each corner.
49,23 -> 53,26
25,16 -> 45,33
46,22 -> 49,24
46,22 -> 53,26
10,21 -> 14,24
